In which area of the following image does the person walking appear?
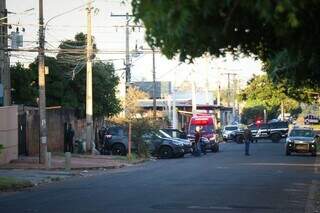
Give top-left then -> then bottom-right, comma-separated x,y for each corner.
66,123 -> 75,153
244,127 -> 253,156
193,126 -> 201,156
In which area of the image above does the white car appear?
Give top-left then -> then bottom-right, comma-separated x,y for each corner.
222,125 -> 239,141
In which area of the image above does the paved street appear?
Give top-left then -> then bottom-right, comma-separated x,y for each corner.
0,141 -> 319,213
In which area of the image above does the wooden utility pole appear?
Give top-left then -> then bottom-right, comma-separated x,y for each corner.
38,0 -> 47,164
0,0 -> 10,106
86,0 -> 93,152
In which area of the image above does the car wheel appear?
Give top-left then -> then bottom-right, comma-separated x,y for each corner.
159,146 -> 173,159
236,135 -> 244,144
286,149 -> 291,156
177,153 -> 185,158
111,143 -> 126,156
211,144 -> 219,152
270,133 -> 281,143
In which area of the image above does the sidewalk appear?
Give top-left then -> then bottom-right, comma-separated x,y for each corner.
0,154 -> 145,170
0,154 -> 147,191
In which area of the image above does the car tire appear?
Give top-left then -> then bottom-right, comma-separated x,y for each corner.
211,144 -> 219,152
159,146 -> 173,159
111,143 -> 126,156
236,135 -> 244,144
286,149 -> 291,156
270,133 -> 281,143
177,153 -> 185,158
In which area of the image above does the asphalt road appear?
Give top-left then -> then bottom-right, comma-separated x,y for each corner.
0,141 -> 319,213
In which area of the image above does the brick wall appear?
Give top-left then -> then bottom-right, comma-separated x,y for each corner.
25,107 -> 87,156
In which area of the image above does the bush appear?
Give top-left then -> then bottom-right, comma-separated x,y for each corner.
106,117 -> 161,158
131,118 -> 160,158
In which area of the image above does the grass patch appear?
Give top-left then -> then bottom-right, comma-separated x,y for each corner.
0,176 -> 33,191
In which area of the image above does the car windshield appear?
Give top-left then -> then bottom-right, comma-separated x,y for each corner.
189,124 -> 214,134
225,126 -> 237,131
158,130 -> 172,138
290,130 -> 315,137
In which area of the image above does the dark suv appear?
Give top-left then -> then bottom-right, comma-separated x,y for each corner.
101,126 -> 191,158
285,127 -> 318,156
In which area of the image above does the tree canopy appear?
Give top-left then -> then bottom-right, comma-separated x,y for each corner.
238,75 -> 301,123
132,0 -> 320,90
11,33 -> 121,118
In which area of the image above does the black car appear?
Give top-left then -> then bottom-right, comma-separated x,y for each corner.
285,127 -> 318,156
100,126 -> 191,158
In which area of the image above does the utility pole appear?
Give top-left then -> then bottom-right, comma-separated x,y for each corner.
191,69 -> 197,115
205,54 -> 210,105
0,0 -> 10,106
111,12 -> 132,87
221,72 -> 237,107
172,67 -> 177,129
152,48 -> 156,119
86,0 -> 93,152
38,0 -> 47,164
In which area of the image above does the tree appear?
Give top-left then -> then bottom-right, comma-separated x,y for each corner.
125,86 -> 149,119
239,75 -> 301,122
11,63 -> 37,106
11,33 -> 121,118
132,1 -> 320,90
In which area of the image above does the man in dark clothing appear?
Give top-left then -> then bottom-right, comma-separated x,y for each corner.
66,123 -> 75,153
244,127 -> 253,156
193,126 -> 201,156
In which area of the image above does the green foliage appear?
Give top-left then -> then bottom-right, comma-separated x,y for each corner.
11,33 -> 121,118
239,75 -> 301,123
11,63 -> 37,106
241,105 -> 266,124
131,118 -> 160,158
0,176 -> 33,191
132,0 -> 320,89
0,144 -> 3,154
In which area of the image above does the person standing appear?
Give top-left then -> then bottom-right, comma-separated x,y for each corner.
193,126 -> 201,156
244,127 -> 253,156
66,123 -> 75,153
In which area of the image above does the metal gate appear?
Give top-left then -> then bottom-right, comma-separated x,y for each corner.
18,112 -> 27,155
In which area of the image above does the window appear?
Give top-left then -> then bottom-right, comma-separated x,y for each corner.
290,130 -> 314,137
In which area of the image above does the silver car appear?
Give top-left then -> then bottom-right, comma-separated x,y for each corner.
285,127 -> 318,156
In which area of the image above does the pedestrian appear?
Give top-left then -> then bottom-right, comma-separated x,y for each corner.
244,127 -> 253,156
193,126 -> 201,156
200,137 -> 207,155
66,123 -> 75,153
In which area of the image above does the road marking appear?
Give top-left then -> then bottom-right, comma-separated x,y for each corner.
305,156 -> 319,213
241,163 -> 320,167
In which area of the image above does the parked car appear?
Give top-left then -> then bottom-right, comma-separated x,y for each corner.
160,128 -> 187,139
285,127 -> 318,156
304,114 -> 320,125
100,126 -> 191,158
222,125 -> 239,141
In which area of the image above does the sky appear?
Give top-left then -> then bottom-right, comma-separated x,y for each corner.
7,0 -> 263,93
